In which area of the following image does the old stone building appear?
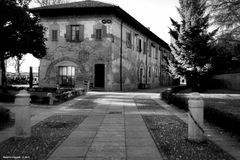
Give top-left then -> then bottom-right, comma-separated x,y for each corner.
32,0 -> 173,91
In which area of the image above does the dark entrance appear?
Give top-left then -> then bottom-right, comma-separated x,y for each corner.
94,64 -> 105,88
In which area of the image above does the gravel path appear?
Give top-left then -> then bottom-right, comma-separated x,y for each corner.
134,97 -> 235,160
0,114 -> 87,160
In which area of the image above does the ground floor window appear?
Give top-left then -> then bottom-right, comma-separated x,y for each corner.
59,66 -> 75,87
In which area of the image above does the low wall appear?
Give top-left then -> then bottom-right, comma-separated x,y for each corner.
213,73 -> 240,90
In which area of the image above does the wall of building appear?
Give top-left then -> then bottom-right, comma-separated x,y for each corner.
39,14 -> 173,91
111,17 -> 164,91
213,73 -> 240,90
39,16 -> 114,90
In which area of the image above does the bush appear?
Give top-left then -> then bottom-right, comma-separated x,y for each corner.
0,107 -> 11,125
161,91 -> 240,136
205,106 -> 240,135
0,94 -> 15,103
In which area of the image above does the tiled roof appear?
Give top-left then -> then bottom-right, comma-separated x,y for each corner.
33,0 -> 116,10
31,0 -> 170,50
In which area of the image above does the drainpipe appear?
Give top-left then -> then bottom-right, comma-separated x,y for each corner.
145,39 -> 148,87
120,20 -> 123,91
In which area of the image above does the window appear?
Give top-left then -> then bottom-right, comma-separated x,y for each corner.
52,30 -> 58,41
96,29 -> 102,40
155,47 -> 158,59
149,43 -> 152,57
148,66 -> 151,78
59,66 -> 75,87
137,38 -> 142,53
65,25 -> 84,42
151,45 -> 155,58
71,25 -> 80,41
126,32 -> 132,48
155,67 -> 158,77
143,41 -> 147,54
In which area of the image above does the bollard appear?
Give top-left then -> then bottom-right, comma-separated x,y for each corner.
188,92 -> 204,142
47,93 -> 53,105
14,90 -> 31,138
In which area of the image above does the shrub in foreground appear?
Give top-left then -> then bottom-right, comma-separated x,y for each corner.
0,107 -> 11,125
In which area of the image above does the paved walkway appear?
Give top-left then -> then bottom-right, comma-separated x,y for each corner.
48,92 -> 162,160
1,88 -> 240,160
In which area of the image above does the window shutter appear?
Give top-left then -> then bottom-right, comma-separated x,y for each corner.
79,25 -> 84,42
143,42 -> 147,54
49,29 -> 52,41
132,33 -> 135,50
102,25 -> 107,38
65,25 -> 71,41
126,32 -> 129,48
156,47 -> 158,59
149,44 -> 152,57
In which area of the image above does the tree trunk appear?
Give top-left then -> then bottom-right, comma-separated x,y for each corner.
16,59 -> 20,76
0,53 -> 7,92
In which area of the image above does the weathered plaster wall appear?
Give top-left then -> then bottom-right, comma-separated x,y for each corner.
111,17 -> 162,90
39,15 -> 171,91
39,16 -> 113,90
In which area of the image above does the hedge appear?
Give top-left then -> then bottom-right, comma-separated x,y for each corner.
161,89 -> 240,135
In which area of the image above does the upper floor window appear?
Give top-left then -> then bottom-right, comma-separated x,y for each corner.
92,23 -> 107,41
126,32 -> 132,48
143,41 -> 147,54
151,45 -> 155,58
71,25 -> 80,41
65,25 -> 84,42
137,38 -> 142,53
96,29 -> 102,40
155,47 -> 158,59
52,30 -> 58,41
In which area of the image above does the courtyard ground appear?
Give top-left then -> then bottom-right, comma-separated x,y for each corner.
0,88 -> 240,160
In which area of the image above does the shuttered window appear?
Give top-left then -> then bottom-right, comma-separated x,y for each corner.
155,47 -> 158,59
148,66 -> 151,78
137,38 -> 142,53
52,30 -> 58,41
96,29 -> 102,40
71,25 -> 80,41
65,25 -> 84,42
126,32 -> 132,48
143,41 -> 147,54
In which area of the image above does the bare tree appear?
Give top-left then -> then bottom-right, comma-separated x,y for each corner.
7,56 -> 25,75
35,0 -> 69,6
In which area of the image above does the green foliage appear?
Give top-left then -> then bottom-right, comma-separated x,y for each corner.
0,0 -> 46,89
0,107 -> 10,125
208,0 -> 240,40
169,0 -> 217,89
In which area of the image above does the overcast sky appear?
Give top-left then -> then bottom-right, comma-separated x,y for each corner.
8,0 -> 180,73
